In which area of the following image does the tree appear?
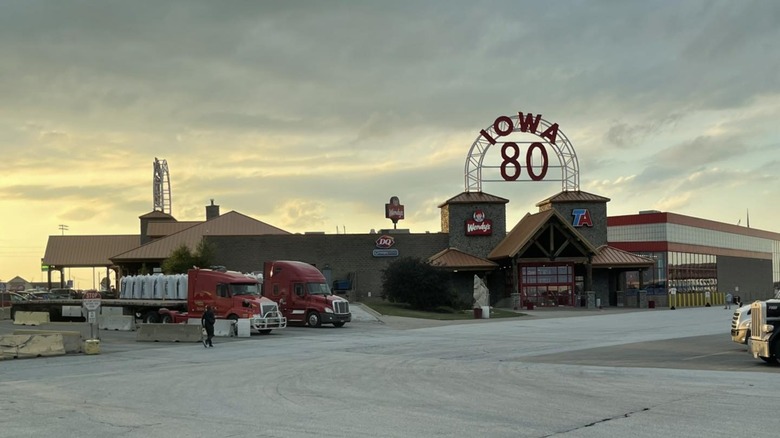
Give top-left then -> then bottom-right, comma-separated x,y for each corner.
381,257 -> 455,311
162,244 -> 196,274
194,237 -> 216,269
162,238 -> 217,274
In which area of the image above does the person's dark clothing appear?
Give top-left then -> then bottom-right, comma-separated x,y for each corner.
202,308 -> 216,347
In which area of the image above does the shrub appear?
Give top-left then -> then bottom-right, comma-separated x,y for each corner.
381,257 -> 455,311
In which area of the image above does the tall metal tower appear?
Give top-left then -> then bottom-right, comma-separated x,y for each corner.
153,158 -> 172,214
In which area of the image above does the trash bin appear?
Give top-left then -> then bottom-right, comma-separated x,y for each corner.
526,302 -> 535,310
473,307 -> 482,319
648,300 -> 656,309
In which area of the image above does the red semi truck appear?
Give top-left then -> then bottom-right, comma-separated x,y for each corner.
262,260 -> 351,328
157,268 -> 286,334
11,268 -> 286,334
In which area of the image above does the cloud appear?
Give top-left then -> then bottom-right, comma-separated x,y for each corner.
2,1 -> 780,281
604,115 -> 682,149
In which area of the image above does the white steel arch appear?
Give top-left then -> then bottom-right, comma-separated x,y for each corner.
464,114 -> 579,192
153,157 -> 172,214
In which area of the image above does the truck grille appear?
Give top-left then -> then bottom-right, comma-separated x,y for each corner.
333,300 -> 349,315
261,302 -> 279,317
750,301 -> 764,338
731,311 -> 739,331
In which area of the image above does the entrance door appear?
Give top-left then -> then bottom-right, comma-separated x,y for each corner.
519,263 -> 574,307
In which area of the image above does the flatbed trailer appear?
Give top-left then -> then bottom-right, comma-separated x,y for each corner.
11,299 -> 187,323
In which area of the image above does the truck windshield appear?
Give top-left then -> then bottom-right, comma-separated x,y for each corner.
230,283 -> 260,296
306,282 -> 332,296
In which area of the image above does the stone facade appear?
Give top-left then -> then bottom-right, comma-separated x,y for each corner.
445,202 -> 507,260
539,199 -> 608,247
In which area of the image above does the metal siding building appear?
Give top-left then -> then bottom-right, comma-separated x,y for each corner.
607,212 -> 780,304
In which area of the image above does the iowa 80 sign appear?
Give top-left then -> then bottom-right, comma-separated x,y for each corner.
464,111 -> 580,192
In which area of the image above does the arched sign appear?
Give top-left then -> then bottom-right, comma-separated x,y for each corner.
464,111 -> 579,192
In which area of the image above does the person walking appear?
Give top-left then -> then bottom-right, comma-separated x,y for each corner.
201,305 -> 216,348
725,292 -> 733,310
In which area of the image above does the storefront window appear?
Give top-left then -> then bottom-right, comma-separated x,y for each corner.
519,263 -> 574,306
667,251 -> 717,294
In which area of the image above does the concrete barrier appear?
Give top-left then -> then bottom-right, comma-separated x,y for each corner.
136,323 -> 202,343
13,329 -> 83,354
0,334 -> 66,360
13,311 -> 51,326
187,318 -> 236,337
236,319 -> 251,337
100,307 -> 125,316
99,315 -> 136,331
1,307 -> 12,320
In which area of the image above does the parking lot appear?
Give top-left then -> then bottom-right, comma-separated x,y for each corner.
1,306 -> 778,438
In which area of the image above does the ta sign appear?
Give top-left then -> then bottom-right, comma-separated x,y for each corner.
572,209 -> 593,227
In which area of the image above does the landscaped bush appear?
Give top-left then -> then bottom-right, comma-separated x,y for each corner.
381,257 -> 456,311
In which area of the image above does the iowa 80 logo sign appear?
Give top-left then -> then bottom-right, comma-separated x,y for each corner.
464,111 -> 580,192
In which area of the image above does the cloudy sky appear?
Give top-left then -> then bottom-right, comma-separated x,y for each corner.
2,1 -> 779,287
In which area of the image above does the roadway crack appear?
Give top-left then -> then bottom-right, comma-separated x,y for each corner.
540,407 -> 650,437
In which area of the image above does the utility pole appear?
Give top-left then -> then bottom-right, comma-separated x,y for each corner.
58,224 -> 69,235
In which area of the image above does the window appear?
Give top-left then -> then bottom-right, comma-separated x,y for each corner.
519,263 -> 574,306
217,284 -> 230,298
294,283 -> 305,297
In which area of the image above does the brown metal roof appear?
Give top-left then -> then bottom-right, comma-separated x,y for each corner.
147,221 -> 200,237
428,248 -> 498,271
112,211 -> 291,261
488,209 -> 598,260
488,211 -> 550,259
438,191 -> 510,208
42,235 -> 140,267
536,190 -> 611,207
592,245 -> 654,268
139,210 -> 176,220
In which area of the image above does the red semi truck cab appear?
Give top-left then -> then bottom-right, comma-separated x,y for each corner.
163,268 -> 286,333
262,261 -> 351,328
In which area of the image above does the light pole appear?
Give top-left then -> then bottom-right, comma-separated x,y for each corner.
58,224 -> 69,288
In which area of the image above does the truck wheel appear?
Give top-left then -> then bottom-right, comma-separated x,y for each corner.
333,322 -> 345,328
760,356 -> 779,364
307,311 -> 322,328
160,314 -> 172,324
143,311 -> 160,324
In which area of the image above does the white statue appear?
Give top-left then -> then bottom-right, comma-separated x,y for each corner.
473,275 -> 489,308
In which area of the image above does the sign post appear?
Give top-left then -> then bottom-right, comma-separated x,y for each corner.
82,291 -> 102,340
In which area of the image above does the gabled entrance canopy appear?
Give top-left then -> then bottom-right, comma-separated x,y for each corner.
488,209 -> 597,262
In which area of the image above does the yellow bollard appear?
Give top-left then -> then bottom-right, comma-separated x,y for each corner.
84,339 -> 100,355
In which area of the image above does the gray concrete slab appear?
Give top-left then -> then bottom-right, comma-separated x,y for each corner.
1,306 -> 776,438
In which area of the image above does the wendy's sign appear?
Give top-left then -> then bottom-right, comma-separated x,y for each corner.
464,111 -> 580,192
385,196 -> 405,228
465,209 -> 492,236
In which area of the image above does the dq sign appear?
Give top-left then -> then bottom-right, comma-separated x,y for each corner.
373,235 -> 399,257
464,111 -> 580,192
